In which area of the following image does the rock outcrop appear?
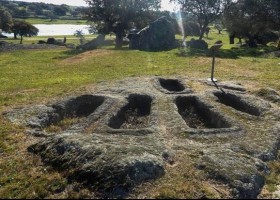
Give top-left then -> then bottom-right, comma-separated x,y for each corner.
77,34 -> 105,51
4,77 -> 280,198
129,17 -> 176,51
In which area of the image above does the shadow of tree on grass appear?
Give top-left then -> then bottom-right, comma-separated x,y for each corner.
176,46 -> 279,59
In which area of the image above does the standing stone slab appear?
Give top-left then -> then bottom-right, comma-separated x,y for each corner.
129,17 -> 176,51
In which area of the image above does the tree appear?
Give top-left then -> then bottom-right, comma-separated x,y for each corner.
0,7 -> 13,33
262,0 -> 280,47
16,8 -> 29,18
214,23 -> 223,34
74,30 -> 86,45
28,4 -> 44,16
12,20 -> 39,44
171,0 -> 231,40
53,6 -> 68,16
85,0 -> 161,48
44,10 -> 57,22
223,0 -> 280,47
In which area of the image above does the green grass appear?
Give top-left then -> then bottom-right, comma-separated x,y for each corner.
15,18 -> 88,25
0,29 -> 279,198
1,35 -> 97,45
0,42 -> 278,108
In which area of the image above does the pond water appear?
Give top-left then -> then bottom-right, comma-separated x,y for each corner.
3,24 -> 91,37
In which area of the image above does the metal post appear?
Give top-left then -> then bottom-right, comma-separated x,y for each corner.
208,41 -> 223,83
211,51 -> 215,81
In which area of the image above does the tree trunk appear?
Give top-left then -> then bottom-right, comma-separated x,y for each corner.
229,34 -> 235,44
20,35 -> 23,44
277,31 -> 280,48
246,34 -> 257,47
199,20 -> 208,40
14,33 -> 17,39
115,32 -> 123,49
114,22 -> 125,49
199,30 -> 204,40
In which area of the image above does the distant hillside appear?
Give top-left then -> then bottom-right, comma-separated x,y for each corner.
0,0 -> 88,20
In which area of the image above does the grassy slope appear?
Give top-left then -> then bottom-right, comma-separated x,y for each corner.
0,29 -> 279,198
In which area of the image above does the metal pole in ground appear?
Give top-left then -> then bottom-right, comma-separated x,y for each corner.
211,50 -> 216,81
208,41 -> 223,83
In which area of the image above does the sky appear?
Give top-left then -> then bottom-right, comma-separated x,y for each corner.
11,0 -> 177,11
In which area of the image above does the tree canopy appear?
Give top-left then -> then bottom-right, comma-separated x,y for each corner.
0,7 -> 13,33
171,0 -> 231,40
0,0 -> 85,20
223,0 -> 280,47
12,20 -> 39,44
85,0 -> 161,48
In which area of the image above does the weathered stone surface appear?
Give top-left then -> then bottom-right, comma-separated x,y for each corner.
0,34 -> 8,38
129,17 -> 176,51
47,38 -> 56,44
213,90 -> 271,117
128,29 -> 140,50
38,40 -> 46,44
77,34 -> 105,50
204,80 -> 246,92
46,38 -> 65,46
197,148 -> 269,199
4,77 -> 280,198
255,88 -> 280,104
153,77 -> 193,94
3,105 -> 55,128
186,39 -> 208,50
28,132 -> 165,197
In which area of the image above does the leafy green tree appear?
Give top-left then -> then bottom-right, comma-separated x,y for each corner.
16,8 -> 29,18
0,7 -> 13,32
223,0 -> 280,47
171,0 -> 231,40
85,0 -> 161,48
12,20 -> 39,44
44,10 -> 57,22
28,4 -> 44,15
258,0 -> 280,47
53,6 -> 68,16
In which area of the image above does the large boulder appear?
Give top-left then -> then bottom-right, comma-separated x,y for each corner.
129,17 -> 176,51
0,41 -> 8,46
77,34 -> 105,50
0,34 -> 8,38
38,40 -> 46,44
46,38 -> 65,46
186,39 -> 208,50
128,29 -> 140,50
46,38 -> 56,44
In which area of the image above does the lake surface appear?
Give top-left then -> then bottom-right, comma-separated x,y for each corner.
3,24 -> 91,37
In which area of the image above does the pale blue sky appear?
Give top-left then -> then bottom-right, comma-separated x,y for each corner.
11,0 -> 177,11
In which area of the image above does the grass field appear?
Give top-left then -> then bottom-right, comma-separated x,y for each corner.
15,18 -> 88,25
2,35 -> 96,45
0,28 -> 279,198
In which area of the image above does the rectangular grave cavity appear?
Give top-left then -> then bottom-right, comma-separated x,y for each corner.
159,78 -> 185,92
175,96 -> 232,129
53,95 -> 105,119
109,94 -> 152,129
214,92 -> 261,116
